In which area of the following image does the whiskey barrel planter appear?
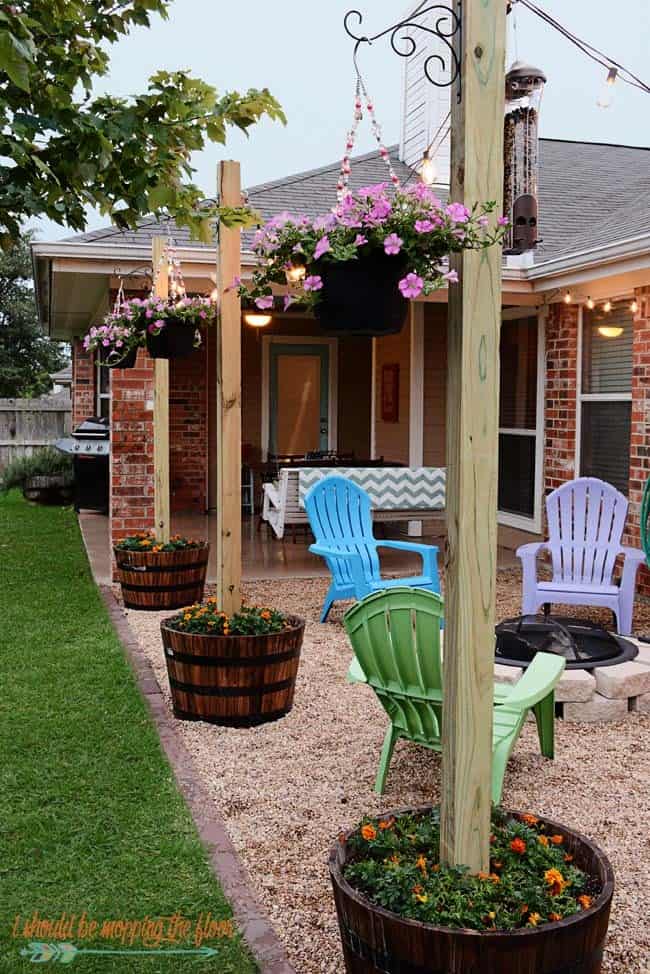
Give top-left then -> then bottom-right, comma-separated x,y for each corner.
330,807 -> 614,974
114,544 -> 209,610
145,320 -> 196,359
160,616 -> 305,726
22,475 -> 73,505
314,252 -> 408,336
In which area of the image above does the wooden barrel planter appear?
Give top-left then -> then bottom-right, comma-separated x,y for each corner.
160,616 -> 305,726
22,475 -> 73,505
330,807 -> 614,974
114,544 -> 209,610
314,252 -> 408,336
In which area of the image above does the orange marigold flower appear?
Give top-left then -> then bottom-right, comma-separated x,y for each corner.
550,834 -> 564,845
510,837 -> 526,855
544,868 -> 568,896
519,813 -> 539,826
412,883 -> 423,895
361,824 -> 377,841
431,863 -> 440,872
477,871 -> 490,881
415,854 -> 427,874
578,895 -> 593,910
489,873 -> 501,884
379,816 -> 395,830
549,912 -> 561,922
528,913 -> 541,927
538,835 -> 549,847
564,853 -> 574,863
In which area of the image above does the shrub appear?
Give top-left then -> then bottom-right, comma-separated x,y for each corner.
0,448 -> 72,493
114,532 -> 205,552
167,600 -> 289,637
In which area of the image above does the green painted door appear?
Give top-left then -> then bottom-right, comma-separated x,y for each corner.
269,343 -> 330,456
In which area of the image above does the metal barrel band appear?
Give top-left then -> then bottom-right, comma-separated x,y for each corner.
162,645 -> 302,667
167,676 -> 294,697
342,924 -> 604,974
172,705 -> 291,727
116,559 -> 208,574
119,581 -> 204,593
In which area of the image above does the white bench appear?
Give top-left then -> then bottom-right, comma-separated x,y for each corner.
261,467 -> 446,540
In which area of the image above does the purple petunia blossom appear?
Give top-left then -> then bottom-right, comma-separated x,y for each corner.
398,273 -> 424,299
255,295 -> 274,310
283,294 -> 295,311
414,219 -> 436,234
354,234 -> 368,247
497,215 -> 510,226
369,198 -> 392,222
357,182 -> 387,199
443,269 -> 459,284
384,233 -> 403,255
446,202 -> 471,224
313,213 -> 337,232
230,275 -> 242,290
304,275 -> 323,292
314,235 -> 330,260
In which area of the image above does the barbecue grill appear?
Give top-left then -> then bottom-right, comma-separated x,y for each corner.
495,614 -> 638,671
56,417 -> 109,513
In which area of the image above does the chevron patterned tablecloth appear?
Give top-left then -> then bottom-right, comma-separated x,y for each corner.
298,467 -> 446,510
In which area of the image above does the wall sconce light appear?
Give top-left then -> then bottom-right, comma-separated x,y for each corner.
243,310 -> 272,328
597,325 -> 623,338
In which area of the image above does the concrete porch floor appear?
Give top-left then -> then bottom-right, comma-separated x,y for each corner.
79,511 -> 540,586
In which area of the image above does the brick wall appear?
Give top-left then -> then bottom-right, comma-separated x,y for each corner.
170,342 -> 207,512
71,339 -> 95,427
543,303 -> 579,492
624,287 -> 650,595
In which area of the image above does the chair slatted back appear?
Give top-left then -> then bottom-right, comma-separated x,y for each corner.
305,476 -> 380,585
546,477 -> 627,586
343,588 -> 444,740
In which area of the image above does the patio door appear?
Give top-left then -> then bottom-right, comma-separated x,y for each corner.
268,341 -> 334,456
498,314 -> 543,531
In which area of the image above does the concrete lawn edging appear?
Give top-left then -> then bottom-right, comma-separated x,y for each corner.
99,586 -> 296,974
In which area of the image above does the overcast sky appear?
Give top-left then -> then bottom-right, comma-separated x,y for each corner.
38,0 -> 650,240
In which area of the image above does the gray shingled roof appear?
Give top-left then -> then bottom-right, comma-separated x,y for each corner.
62,140 -> 650,265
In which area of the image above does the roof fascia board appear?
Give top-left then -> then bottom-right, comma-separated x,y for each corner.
528,234 -> 650,281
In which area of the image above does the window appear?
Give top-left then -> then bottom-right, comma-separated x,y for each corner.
96,358 -> 110,420
579,302 -> 632,494
498,316 -> 540,522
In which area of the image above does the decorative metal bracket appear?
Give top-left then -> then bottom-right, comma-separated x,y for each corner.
344,2 -> 462,102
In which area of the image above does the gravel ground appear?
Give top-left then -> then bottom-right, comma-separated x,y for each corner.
124,570 -> 650,974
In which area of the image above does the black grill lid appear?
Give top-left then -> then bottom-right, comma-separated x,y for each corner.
73,416 -> 109,438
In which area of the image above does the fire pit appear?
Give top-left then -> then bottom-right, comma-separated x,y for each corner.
495,615 -> 639,671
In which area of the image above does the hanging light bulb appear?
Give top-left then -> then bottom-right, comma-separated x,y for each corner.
243,310 -> 272,328
603,300 -> 612,312
420,149 -> 437,187
596,67 -> 618,109
586,296 -> 595,310
285,259 -> 306,285
630,298 -> 639,314
563,290 -> 572,304
210,287 -> 219,305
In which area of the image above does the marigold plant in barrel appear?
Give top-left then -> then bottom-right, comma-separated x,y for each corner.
114,533 -> 209,611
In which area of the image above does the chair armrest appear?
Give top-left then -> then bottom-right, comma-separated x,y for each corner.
376,541 -> 440,585
516,541 -> 549,560
308,544 -> 369,596
496,653 -> 565,712
619,546 -> 646,565
262,481 -> 281,508
346,656 -> 368,684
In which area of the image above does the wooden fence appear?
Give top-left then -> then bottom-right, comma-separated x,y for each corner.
0,396 -> 71,470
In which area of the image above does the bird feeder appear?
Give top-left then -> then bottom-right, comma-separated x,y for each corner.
503,61 -> 547,253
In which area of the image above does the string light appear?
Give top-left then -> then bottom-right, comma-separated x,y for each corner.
597,67 -> 618,109
209,287 -> 219,305
285,259 -> 306,284
243,311 -> 272,328
603,300 -> 612,312
420,149 -> 437,186
586,296 -> 595,310
563,290 -> 572,304
630,299 -> 639,314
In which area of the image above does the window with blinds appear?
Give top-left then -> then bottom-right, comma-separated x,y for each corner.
580,302 -> 632,495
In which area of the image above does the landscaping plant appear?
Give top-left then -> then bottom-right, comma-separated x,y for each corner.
114,531 -> 205,552
167,600 -> 289,637
344,808 -> 598,931
237,183 -> 509,311
0,447 -> 72,493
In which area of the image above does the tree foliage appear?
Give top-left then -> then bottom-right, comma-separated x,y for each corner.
0,1 -> 285,245
0,236 -> 67,397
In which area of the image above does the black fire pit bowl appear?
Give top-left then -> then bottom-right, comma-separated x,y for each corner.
495,614 -> 638,671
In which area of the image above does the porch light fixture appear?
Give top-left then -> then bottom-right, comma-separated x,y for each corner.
596,67 -> 618,109
285,259 -> 306,284
420,149 -> 437,186
598,325 -> 623,338
243,310 -> 272,328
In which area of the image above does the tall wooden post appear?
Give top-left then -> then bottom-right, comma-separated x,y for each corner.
215,161 -> 242,614
440,0 -> 506,872
152,236 -> 170,543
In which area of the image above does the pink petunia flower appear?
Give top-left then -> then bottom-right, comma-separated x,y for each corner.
443,269 -> 459,284
398,273 -> 424,299
446,202 -> 471,223
230,275 -> 242,290
314,235 -> 330,261
255,295 -> 274,310
497,215 -> 510,226
384,233 -> 403,255
283,294 -> 295,311
304,275 -> 323,292
354,234 -> 368,247
414,219 -> 436,233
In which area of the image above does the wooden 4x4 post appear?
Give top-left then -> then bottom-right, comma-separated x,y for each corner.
440,0 -> 507,872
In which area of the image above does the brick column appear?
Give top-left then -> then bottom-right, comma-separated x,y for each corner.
170,342 -> 208,513
544,302 -> 579,493
624,287 -> 650,595
109,348 -> 155,547
71,340 -> 95,427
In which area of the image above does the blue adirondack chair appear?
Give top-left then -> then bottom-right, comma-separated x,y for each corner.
305,475 -> 440,622
517,477 -> 644,635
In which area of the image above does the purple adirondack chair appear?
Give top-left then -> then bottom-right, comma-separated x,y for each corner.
517,477 -> 644,635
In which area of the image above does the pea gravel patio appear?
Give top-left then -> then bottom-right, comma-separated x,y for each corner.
123,570 -> 650,974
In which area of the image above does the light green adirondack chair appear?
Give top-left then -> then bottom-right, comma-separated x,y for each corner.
343,588 -> 565,802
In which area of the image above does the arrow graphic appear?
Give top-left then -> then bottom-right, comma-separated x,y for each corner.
19,941 -> 220,964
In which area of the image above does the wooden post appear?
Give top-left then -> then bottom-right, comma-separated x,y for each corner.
440,0 -> 506,872
152,236 -> 170,543
215,161 -> 242,614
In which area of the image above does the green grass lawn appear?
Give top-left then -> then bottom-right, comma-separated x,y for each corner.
0,492 -> 257,973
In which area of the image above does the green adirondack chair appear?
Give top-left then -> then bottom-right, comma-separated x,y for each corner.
343,588 -> 565,802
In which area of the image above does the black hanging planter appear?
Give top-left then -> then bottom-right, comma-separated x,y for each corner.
98,345 -> 138,369
314,252 -> 408,337
145,319 -> 196,360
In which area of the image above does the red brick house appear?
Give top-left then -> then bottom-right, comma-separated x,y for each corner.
32,67 -> 650,589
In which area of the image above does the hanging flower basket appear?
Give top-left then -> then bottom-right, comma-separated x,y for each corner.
145,317 -> 197,359
98,344 -> 139,369
138,295 -> 215,360
314,251 -> 408,336
83,320 -> 143,369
